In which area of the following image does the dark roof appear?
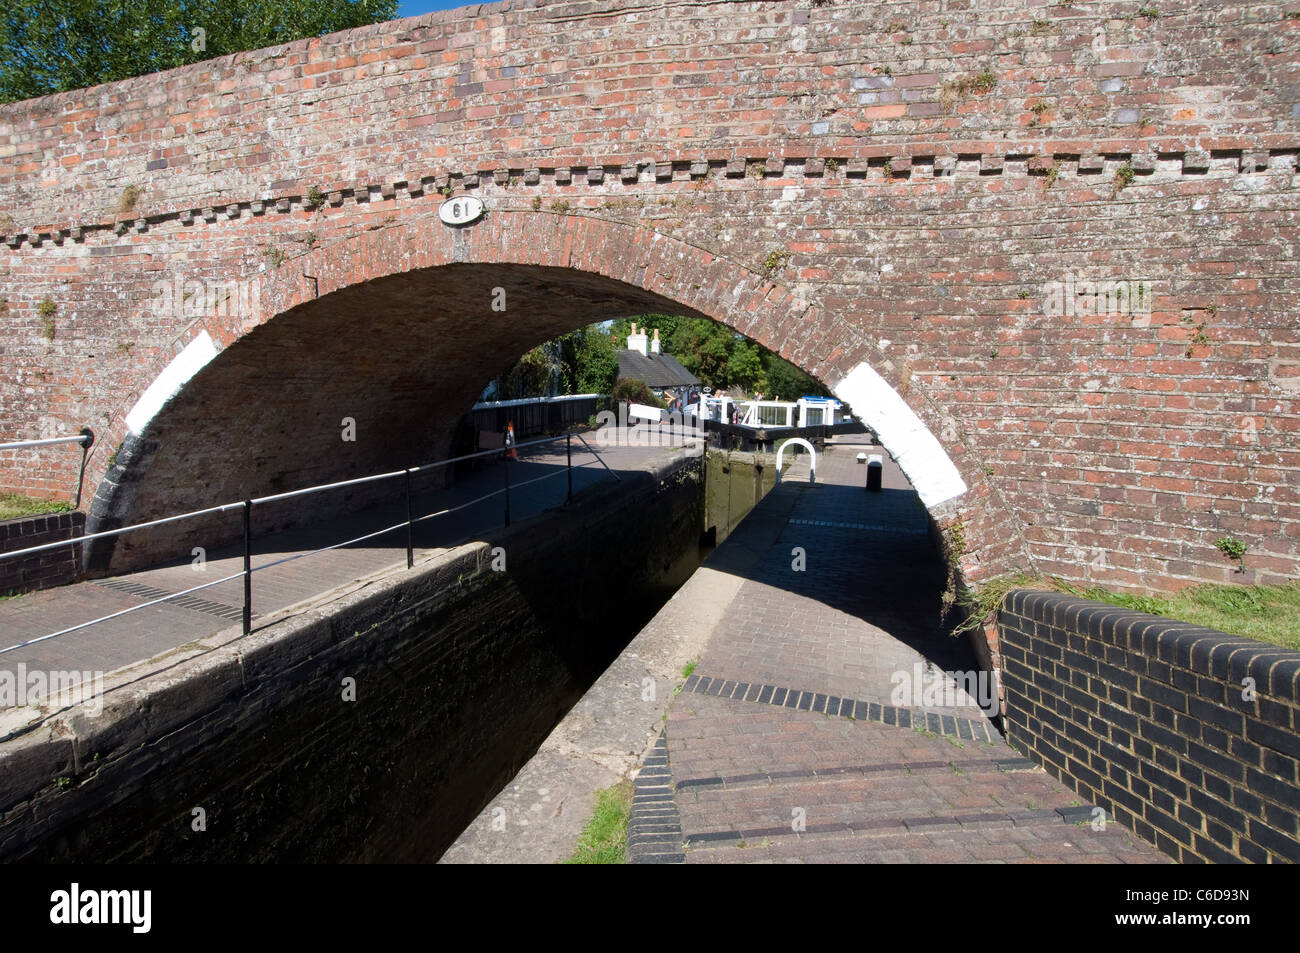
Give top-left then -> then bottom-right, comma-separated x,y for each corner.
615,350 -> 701,388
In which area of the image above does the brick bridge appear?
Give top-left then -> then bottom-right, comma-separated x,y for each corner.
1,0 -> 1297,590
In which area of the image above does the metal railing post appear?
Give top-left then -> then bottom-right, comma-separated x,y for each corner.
503,449 -> 511,527
404,468 -> 414,569
566,433 -> 573,504
242,499 -> 252,635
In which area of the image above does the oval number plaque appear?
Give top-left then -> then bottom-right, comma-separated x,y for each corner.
439,196 -> 485,226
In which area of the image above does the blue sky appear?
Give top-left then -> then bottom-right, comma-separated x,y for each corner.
396,0 -> 482,16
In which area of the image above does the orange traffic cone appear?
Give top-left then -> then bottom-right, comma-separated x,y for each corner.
505,421 -> 517,460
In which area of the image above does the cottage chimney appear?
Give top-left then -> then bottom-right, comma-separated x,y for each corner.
627,322 -> 648,356
650,328 -> 661,354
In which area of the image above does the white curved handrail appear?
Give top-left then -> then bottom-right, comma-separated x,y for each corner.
775,438 -> 817,484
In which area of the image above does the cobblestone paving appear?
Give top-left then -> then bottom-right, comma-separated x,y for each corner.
657,439 -> 1169,864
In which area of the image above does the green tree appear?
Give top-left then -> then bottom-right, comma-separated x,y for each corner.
0,0 -> 398,103
726,341 -> 766,394
665,317 -> 732,389
495,346 -> 552,400
762,353 -> 828,400
575,326 -> 618,394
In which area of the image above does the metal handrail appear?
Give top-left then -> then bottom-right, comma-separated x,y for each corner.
0,426 -> 693,652
0,433 -> 581,564
0,434 -> 92,451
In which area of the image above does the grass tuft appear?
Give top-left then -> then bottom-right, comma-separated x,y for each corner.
0,493 -> 72,521
564,779 -> 633,864
958,574 -> 1300,650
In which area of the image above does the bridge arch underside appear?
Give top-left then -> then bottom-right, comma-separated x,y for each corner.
86,263 -> 734,572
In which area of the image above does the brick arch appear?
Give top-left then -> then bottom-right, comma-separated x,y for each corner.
11,0 -> 1294,591
85,210 -> 997,574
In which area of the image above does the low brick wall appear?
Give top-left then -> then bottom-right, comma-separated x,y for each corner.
998,590 -> 1300,863
0,512 -> 84,594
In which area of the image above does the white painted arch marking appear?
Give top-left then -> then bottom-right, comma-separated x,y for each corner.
124,331 -> 218,436
832,361 -> 967,509
776,437 -> 817,484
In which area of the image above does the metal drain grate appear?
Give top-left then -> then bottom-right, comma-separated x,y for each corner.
93,579 -> 251,622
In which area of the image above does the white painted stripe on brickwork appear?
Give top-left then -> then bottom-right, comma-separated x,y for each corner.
125,331 -> 218,436
833,361 -> 967,509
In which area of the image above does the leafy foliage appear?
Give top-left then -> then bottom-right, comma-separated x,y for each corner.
489,314 -> 831,402
0,0 -> 398,103
609,378 -> 664,408
574,327 -> 618,394
606,315 -> 829,398
494,342 -> 568,400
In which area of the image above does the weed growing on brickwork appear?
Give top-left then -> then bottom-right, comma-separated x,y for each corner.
1215,536 -> 1248,573
746,161 -> 766,179
876,64 -> 892,77
1183,314 -> 1210,356
305,186 -> 324,208
115,185 -> 144,214
1031,18 -> 1054,35
262,246 -> 285,269
1136,6 -> 1160,18
37,298 -> 56,340
531,196 -> 542,211
940,70 -> 997,110
761,248 -> 790,279
883,158 -> 894,178
1112,160 -> 1135,195
939,520 -> 969,622
824,157 -> 839,173
303,232 -> 317,248
0,212 -> 12,234
1044,161 -> 1061,187
550,200 -> 571,213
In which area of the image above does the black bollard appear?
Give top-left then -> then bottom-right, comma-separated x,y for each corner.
866,454 -> 883,492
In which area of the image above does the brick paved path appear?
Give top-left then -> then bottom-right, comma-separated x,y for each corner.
640,438 -> 1168,864
0,435 -> 694,678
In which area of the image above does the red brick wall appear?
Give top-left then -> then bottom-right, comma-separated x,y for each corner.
0,0 -> 1297,588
